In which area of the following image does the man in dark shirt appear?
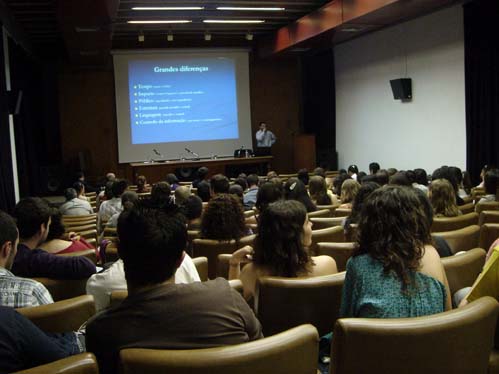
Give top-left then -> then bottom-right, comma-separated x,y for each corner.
86,202 -> 262,374
11,197 -> 96,279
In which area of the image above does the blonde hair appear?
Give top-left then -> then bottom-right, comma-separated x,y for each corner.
340,179 -> 360,204
429,179 -> 461,217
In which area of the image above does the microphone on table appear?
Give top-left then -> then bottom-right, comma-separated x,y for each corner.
185,147 -> 200,159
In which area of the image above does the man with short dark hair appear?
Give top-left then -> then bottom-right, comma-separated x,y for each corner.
99,179 -> 128,224
192,167 -> 209,189
210,174 -> 230,195
243,174 -> 259,210
11,198 -> 96,280
86,202 -> 262,374
369,162 -> 380,175
0,211 -> 53,307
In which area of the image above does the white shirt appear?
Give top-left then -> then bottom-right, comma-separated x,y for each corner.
98,197 -> 122,225
86,254 -> 201,311
255,130 -> 276,147
59,198 -> 93,216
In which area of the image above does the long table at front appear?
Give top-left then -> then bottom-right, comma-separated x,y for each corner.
125,156 -> 273,183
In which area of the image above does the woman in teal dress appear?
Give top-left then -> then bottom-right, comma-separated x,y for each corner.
340,186 -> 452,318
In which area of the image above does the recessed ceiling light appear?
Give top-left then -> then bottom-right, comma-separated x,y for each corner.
128,20 -> 192,24
132,7 -> 204,11
217,7 -> 285,11
203,20 -> 265,24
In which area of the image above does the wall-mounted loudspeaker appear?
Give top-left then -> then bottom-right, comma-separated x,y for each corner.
390,78 -> 412,100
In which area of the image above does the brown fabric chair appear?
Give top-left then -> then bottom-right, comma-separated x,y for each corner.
476,201 -> 499,215
16,295 -> 95,333
192,256 -> 208,281
310,226 -> 345,255
316,242 -> 356,272
331,297 -> 499,374
334,208 -> 351,217
255,273 -> 345,336
431,212 -> 479,232
309,217 -> 345,230
441,248 -> 486,296
479,210 -> 499,226
14,353 -> 98,374
120,324 -> 319,374
460,202 -> 475,214
60,249 -> 98,265
216,254 -> 232,279
431,225 -> 480,254
307,209 -> 330,218
479,224 -> 499,251
192,235 -> 255,279
30,277 -> 89,302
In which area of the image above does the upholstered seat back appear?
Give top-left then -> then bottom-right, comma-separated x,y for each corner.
431,212 -> 479,232
441,248 -> 486,295
432,225 -> 480,254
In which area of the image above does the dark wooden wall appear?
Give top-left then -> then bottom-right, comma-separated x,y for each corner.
58,53 -> 302,180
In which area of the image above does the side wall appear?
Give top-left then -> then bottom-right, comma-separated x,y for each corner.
58,54 -> 302,180
335,5 -> 465,173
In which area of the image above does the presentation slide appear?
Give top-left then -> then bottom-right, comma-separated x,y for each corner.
129,58 -> 238,144
113,49 -> 253,164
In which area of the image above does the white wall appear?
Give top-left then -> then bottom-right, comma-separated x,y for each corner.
335,5 -> 465,174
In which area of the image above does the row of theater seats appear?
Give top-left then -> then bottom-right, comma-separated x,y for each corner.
14,296 -> 499,374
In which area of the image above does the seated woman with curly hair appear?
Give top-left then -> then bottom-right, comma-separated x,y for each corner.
341,186 -> 451,318
429,178 -> 462,217
200,194 -> 250,241
229,200 -> 337,301
309,175 -> 337,206
339,179 -> 360,209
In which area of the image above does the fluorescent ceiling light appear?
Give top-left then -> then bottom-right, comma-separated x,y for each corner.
203,20 -> 265,24
217,7 -> 285,11
132,7 -> 204,11
128,20 -> 192,24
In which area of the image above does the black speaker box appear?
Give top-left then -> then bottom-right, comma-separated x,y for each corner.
390,78 -> 412,100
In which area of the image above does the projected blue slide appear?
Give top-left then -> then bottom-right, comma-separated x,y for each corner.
128,57 -> 238,144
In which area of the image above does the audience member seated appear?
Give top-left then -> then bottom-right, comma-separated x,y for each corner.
369,162 -> 380,175
389,171 -> 411,186
135,175 -> 150,194
339,179 -> 360,209
284,178 -> 317,212
229,184 -> 244,203
201,194 -> 249,241
73,181 -> 88,201
75,171 -> 96,193
179,195 -> 203,230
197,180 -> 211,202
86,202 -> 262,374
357,171 -> 367,183
97,181 -> 114,208
106,191 -> 138,228
347,165 -> 359,181
229,200 -> 337,301
210,174 -> 230,195
149,182 -> 171,208
0,211 -> 53,307
309,175 -> 335,205
475,164 -> 494,189
297,168 -> 309,186
174,185 -> 190,205
234,176 -> 248,192
12,197 -> 96,280
341,186 -> 452,319
450,166 -> 468,199
387,168 -> 398,177
376,169 -> 389,186
192,166 -> 209,189
314,167 -> 327,179
59,188 -> 93,216
429,179 -> 462,217
165,173 -> 180,191
243,174 -> 259,210
39,211 -> 95,255
344,182 -> 380,237
413,168 -> 429,193
0,306 -> 82,373
266,170 -> 278,180
253,181 -> 283,218
99,180 -> 128,224
332,173 -> 351,197
432,166 -> 465,205
476,168 -> 499,206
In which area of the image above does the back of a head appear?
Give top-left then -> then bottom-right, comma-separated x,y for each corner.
150,182 -> 171,207
369,162 -> 380,175
340,179 -> 361,204
254,200 -> 310,277
14,197 -> 51,239
211,174 -> 230,194
174,186 -> 190,205
118,202 -> 187,288
64,188 -> 77,201
165,173 -> 179,185
414,168 -> 428,186
297,169 -> 309,186
136,175 -> 147,187
333,174 -> 351,196
229,184 -> 244,200
197,167 -> 209,180
350,182 -> 380,223
432,166 -> 458,192
105,181 -> 115,198
255,182 -> 283,212
106,172 -> 116,182
121,191 -> 139,211
484,169 -> 499,196
201,194 -> 246,241
387,168 -> 398,177
234,177 -> 248,191
0,210 -> 17,249
449,166 -> 463,185
376,170 -> 389,186
112,179 -> 129,197
389,172 -> 411,187
266,170 -> 278,179
356,186 -> 430,286
429,179 -> 460,217
284,178 -> 316,212
196,180 -> 211,202
73,181 -> 85,195
46,210 -> 65,241
348,165 -> 359,175
309,175 -> 331,205
246,174 -> 259,188
181,195 -> 203,221
405,170 -> 416,184
313,167 -> 326,179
